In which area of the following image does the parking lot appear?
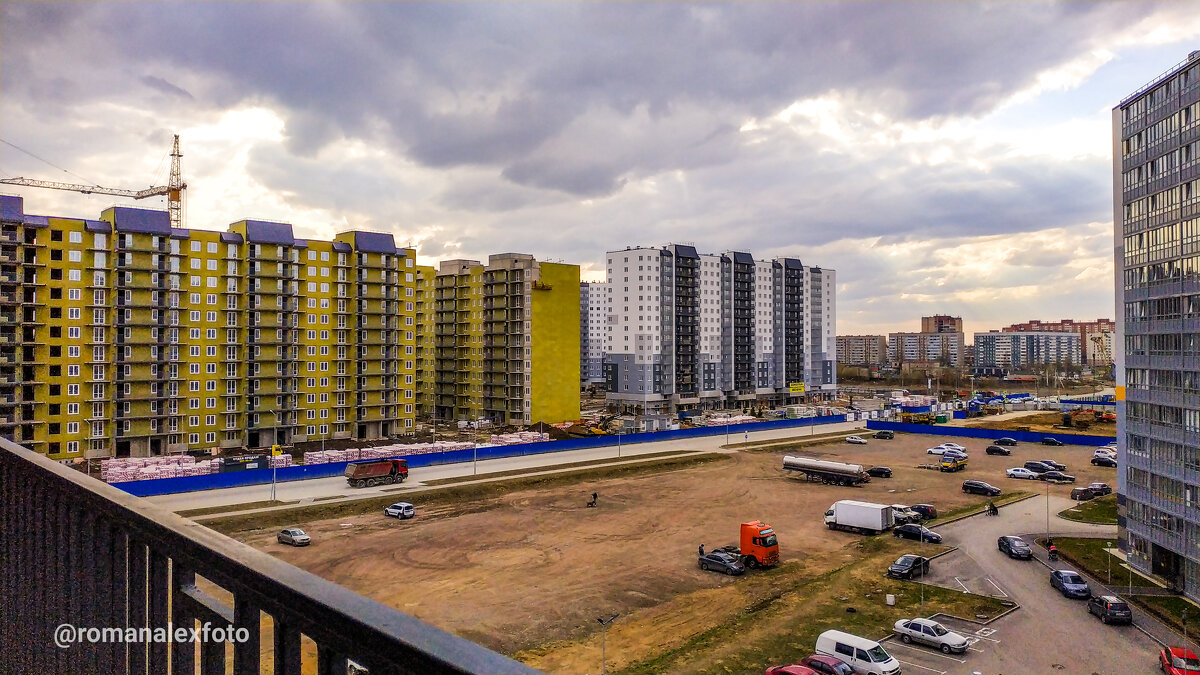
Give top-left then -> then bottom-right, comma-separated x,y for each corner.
881,613 -> 1004,675
888,491 -> 1165,674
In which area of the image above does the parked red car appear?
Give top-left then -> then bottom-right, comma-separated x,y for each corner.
1160,646 -> 1200,675
764,665 -> 817,675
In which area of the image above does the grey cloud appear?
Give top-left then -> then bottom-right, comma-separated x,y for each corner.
140,75 -> 194,100
2,2 -> 1174,198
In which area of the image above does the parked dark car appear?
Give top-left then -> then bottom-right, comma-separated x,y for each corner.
872,430 -> 895,440
1050,569 -> 1091,598
909,504 -> 938,520
1039,459 -> 1067,470
1070,487 -> 1096,501
867,466 -> 893,478
1088,595 -> 1133,624
1041,437 -> 1065,446
1088,482 -> 1113,496
798,655 -> 855,675
894,523 -> 943,544
995,437 -> 1018,446
698,550 -> 745,575
1092,456 -> 1118,467
997,535 -> 1033,559
887,554 -> 931,579
962,480 -> 1001,496
985,445 -> 1011,456
1041,471 -> 1076,483
1024,460 -> 1055,474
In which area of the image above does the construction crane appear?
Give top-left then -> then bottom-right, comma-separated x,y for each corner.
1090,334 -> 1113,379
0,134 -> 186,230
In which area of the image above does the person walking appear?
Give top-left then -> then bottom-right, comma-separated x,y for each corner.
698,543 -> 705,557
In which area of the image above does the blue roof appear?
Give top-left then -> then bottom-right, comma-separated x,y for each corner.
732,251 -> 754,265
84,220 -> 111,233
353,231 -> 397,254
293,239 -> 308,249
671,244 -> 699,259
241,220 -> 295,245
331,241 -> 352,253
23,215 -> 48,228
109,207 -> 171,235
0,195 -> 23,222
220,232 -> 243,244
781,257 -> 803,269
170,229 -> 190,239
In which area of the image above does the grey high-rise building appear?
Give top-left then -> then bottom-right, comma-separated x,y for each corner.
1112,50 -> 1200,602
580,281 -> 607,384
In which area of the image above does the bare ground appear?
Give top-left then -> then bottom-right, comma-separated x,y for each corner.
228,433 -> 1114,673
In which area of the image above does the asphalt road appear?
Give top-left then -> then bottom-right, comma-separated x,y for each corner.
147,420 -> 866,511
898,494 -> 1164,674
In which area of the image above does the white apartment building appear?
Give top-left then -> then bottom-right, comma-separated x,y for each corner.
604,245 -> 836,414
579,281 -> 607,384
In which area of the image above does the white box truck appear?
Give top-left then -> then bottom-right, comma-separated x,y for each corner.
824,500 -> 894,534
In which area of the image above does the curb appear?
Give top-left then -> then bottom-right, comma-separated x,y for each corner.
929,492 -> 1040,529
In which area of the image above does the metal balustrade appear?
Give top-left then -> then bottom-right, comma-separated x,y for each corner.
0,437 -> 540,675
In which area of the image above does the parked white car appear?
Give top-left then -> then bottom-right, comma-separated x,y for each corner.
938,442 -> 967,452
892,618 -> 970,654
846,435 -> 868,445
1093,448 -> 1117,460
384,502 -> 416,519
1007,467 -> 1039,480
926,446 -> 948,455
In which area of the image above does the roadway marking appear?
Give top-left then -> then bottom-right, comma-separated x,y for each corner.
953,576 -> 971,592
986,577 -> 1008,597
886,641 -> 967,663
892,657 -> 947,674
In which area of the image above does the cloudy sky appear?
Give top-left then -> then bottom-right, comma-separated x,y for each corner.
2,3 -> 1198,335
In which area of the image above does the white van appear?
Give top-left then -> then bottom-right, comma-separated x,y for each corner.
815,629 -> 902,675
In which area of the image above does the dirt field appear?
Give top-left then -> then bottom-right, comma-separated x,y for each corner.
231,432 -> 1116,672
965,410 -> 1117,435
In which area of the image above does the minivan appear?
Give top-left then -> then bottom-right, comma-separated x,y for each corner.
815,630 -> 902,675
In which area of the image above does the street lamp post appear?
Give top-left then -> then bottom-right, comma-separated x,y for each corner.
596,613 -> 619,675
1107,541 -> 1112,584
617,428 -> 621,458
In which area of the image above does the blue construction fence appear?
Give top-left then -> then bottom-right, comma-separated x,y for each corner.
115,414 -> 849,497
864,420 -> 1115,446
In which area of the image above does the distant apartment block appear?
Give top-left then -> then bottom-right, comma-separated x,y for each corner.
1002,318 -> 1115,364
1113,51 -> 1200,602
417,254 -> 580,426
580,281 -> 606,384
0,196 -> 417,459
973,330 -> 1080,371
887,331 -> 964,367
921,315 -> 963,334
836,335 -> 887,366
603,245 -> 835,414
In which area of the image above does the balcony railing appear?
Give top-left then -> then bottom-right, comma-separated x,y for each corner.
0,437 -> 540,675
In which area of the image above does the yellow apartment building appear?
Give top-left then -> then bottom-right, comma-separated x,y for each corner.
419,254 -> 580,426
0,195 -> 417,459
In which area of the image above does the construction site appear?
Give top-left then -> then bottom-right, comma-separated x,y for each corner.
197,425 -> 1119,673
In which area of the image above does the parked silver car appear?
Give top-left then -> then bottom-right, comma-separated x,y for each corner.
277,528 -> 311,546
892,618 -> 969,654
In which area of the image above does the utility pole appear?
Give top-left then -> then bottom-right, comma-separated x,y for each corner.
596,613 -> 619,675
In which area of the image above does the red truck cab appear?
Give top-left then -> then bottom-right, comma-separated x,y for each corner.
740,520 -> 779,568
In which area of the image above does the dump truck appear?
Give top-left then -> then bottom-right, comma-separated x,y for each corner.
720,520 -> 780,569
782,456 -> 870,486
344,458 -> 409,488
823,500 -> 894,534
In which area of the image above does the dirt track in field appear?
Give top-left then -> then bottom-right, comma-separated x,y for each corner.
232,431 -> 1115,670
